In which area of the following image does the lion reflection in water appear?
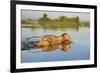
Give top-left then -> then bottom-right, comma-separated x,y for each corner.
41,43 -> 71,52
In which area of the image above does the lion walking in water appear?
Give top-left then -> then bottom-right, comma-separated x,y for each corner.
32,33 -> 71,47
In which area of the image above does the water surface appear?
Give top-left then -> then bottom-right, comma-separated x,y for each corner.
21,26 -> 90,63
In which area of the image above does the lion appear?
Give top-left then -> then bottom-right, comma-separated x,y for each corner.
32,33 -> 71,47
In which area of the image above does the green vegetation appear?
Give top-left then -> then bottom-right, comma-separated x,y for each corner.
80,22 -> 90,27
22,13 -> 90,30
38,14 -> 80,29
22,19 -> 34,24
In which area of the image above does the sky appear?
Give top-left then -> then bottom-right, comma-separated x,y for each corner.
21,10 -> 90,22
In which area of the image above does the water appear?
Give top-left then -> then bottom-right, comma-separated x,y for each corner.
21,27 -> 90,63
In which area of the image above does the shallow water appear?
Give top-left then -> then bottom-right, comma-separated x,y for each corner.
21,27 -> 90,63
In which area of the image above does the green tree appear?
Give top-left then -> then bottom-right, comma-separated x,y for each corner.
59,16 -> 67,21
43,14 -> 47,18
38,13 -> 52,22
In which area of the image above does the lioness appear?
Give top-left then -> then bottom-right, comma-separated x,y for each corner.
32,33 -> 71,47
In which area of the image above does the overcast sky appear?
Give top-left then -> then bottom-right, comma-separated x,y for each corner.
21,10 -> 90,22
